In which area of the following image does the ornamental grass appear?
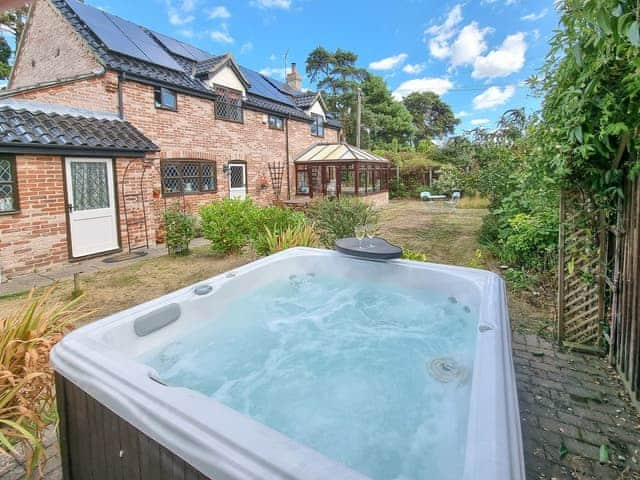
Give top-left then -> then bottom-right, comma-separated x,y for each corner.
0,287 -> 87,475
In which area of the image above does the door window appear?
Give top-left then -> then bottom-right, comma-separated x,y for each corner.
230,165 -> 245,188
70,162 -> 110,210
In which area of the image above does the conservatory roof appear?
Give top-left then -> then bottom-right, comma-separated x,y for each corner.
294,143 -> 390,164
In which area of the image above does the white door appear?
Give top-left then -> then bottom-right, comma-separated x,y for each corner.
229,163 -> 247,199
65,158 -> 119,257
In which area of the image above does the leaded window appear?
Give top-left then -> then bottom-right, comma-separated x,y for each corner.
71,162 -> 110,210
161,161 -> 217,195
215,86 -> 243,123
0,156 -> 17,213
311,114 -> 324,137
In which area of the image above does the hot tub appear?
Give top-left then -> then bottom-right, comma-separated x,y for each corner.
51,247 -> 524,480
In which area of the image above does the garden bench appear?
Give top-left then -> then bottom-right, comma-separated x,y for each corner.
420,191 -> 447,201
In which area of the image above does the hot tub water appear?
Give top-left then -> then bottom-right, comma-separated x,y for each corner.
142,271 -> 478,480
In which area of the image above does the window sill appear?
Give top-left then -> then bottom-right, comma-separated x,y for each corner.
215,116 -> 244,124
163,191 -> 218,197
155,105 -> 177,112
0,209 -> 20,216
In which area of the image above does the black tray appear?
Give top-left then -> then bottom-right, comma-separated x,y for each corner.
334,237 -> 403,260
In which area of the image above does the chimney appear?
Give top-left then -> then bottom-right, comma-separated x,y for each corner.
286,62 -> 302,91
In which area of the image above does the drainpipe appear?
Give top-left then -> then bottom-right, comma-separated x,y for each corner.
285,115 -> 291,200
117,72 -> 125,119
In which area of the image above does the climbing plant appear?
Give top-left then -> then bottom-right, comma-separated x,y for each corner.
534,0 -> 640,209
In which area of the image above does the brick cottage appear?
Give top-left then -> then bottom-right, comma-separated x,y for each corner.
0,0 -> 390,280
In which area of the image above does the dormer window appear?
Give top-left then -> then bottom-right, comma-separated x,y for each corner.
215,86 -> 243,123
268,115 -> 284,130
311,114 -> 324,137
154,86 -> 177,111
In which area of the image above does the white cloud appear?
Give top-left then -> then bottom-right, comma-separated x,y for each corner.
472,32 -> 527,79
402,63 -> 425,74
169,10 -> 194,25
250,0 -> 291,9
166,0 -> 195,25
449,22 -> 491,67
521,9 -> 548,21
240,41 -> 253,54
392,77 -> 454,100
457,110 -> 471,117
210,24 -> 234,43
473,85 -> 516,109
208,6 -> 231,19
424,4 -> 463,59
259,67 -> 285,79
178,28 -> 194,38
369,53 -> 408,71
471,118 -> 491,125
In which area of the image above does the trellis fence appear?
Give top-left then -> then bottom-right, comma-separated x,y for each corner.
557,192 -> 606,351
558,173 -> 640,405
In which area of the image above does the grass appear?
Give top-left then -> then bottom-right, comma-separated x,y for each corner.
0,246 -> 253,326
380,199 -> 554,337
457,193 -> 489,209
0,200 -> 553,336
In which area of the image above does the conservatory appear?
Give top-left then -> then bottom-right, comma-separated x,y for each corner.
294,143 -> 391,200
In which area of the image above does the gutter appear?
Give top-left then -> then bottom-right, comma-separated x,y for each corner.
0,145 -> 157,158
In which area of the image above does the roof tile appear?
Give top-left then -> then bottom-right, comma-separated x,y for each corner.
0,106 -> 158,153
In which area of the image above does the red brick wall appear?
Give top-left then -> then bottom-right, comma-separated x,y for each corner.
0,155 -> 68,278
11,73 -> 119,113
9,0 -> 102,90
2,70 -> 340,276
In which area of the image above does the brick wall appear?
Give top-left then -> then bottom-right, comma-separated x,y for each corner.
9,0 -> 102,90
0,155 -> 68,278
11,73 -> 119,113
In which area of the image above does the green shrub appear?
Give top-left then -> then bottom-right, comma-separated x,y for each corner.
163,207 -> 196,255
390,178 -> 410,199
251,207 -> 306,255
259,224 -> 319,254
307,198 -> 378,247
200,199 -> 306,255
200,199 -> 256,254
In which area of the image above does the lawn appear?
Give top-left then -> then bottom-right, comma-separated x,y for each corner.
0,199 -> 554,335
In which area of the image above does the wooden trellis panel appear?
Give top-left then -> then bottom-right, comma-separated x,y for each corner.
557,192 -> 606,350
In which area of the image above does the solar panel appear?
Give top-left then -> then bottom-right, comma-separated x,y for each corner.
67,0 -> 183,72
241,67 -> 295,106
108,16 -> 183,71
150,30 -> 212,62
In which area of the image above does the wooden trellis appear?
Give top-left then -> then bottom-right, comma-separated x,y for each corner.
268,162 -> 285,200
557,191 -> 607,351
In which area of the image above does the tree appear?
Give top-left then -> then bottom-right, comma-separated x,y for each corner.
359,74 -> 414,148
0,5 -> 30,81
402,91 -> 459,142
305,46 -> 367,140
0,37 -> 11,80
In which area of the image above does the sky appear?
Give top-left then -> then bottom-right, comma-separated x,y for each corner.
42,0 -> 560,133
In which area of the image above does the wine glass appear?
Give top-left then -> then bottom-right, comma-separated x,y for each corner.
354,225 -> 366,249
365,223 -> 376,248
